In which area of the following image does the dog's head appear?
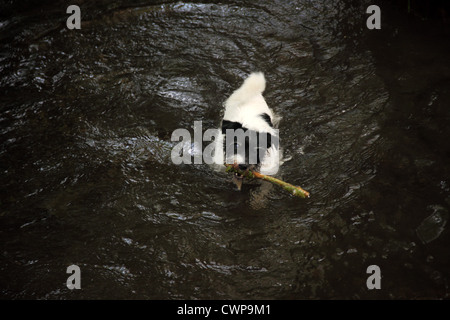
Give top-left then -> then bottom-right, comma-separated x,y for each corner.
221,112 -> 278,172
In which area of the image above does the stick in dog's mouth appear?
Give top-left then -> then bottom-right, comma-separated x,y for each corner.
225,163 -> 310,198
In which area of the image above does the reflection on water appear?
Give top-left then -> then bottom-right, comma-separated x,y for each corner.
1,0 -> 449,299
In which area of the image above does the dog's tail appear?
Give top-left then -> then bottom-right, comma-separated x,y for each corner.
225,72 -> 266,106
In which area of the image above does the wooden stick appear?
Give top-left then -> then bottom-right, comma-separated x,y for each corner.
225,164 -> 310,198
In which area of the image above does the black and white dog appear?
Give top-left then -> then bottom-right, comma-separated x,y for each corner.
213,72 -> 282,190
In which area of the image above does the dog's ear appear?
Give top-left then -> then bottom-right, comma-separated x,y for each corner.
263,132 -> 276,149
221,120 -> 243,134
266,133 -> 273,149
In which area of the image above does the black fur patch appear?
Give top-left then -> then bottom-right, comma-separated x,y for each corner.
260,113 -> 273,127
221,120 -> 243,134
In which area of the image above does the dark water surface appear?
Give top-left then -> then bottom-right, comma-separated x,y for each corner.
1,0 -> 449,299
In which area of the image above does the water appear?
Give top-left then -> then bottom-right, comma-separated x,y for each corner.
416,205 -> 448,244
1,0 -> 449,299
